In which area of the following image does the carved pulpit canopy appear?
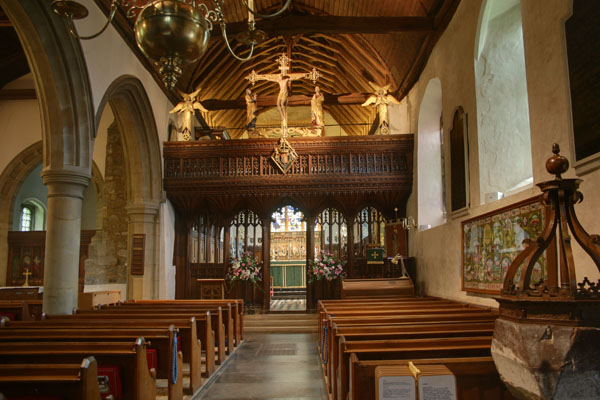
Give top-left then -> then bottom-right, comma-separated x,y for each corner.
500,143 -> 600,302
492,144 -> 600,400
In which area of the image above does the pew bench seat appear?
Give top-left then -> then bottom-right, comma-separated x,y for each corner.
0,357 -> 102,400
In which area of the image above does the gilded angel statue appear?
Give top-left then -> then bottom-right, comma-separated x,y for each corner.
169,87 -> 208,141
361,82 -> 400,135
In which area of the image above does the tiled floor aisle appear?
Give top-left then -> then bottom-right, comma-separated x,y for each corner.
197,332 -> 327,400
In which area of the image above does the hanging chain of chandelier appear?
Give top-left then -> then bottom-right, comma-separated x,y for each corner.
51,0 -> 291,90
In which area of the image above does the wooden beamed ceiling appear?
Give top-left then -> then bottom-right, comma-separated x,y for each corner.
96,0 -> 461,138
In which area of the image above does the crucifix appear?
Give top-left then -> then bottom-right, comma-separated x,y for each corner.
22,268 -> 32,287
246,53 -> 320,136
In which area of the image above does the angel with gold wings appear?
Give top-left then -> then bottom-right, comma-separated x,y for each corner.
361,82 -> 401,135
169,87 -> 208,141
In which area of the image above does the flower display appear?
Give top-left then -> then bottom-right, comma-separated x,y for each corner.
309,251 -> 345,282
226,251 -> 262,283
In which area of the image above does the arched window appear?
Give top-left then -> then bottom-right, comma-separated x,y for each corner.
417,77 -> 445,228
20,205 -> 33,231
475,0 -> 532,203
17,199 -> 45,231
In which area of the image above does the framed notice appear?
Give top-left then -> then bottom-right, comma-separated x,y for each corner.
461,196 -> 546,294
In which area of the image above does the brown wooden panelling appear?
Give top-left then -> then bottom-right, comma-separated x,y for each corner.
7,230 -> 96,289
130,234 -> 145,276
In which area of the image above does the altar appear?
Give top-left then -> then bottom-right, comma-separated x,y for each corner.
0,286 -> 43,300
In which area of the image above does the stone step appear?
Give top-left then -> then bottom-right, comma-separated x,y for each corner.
244,325 -> 317,333
245,318 -> 316,327
272,291 -> 306,298
245,313 -> 317,320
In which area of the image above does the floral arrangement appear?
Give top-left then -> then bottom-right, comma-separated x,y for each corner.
226,251 -> 262,283
309,251 -> 345,282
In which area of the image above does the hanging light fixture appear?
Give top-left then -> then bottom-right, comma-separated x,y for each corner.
51,0 -> 290,90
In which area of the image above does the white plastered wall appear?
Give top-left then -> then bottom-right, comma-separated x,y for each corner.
406,0 -> 599,307
0,75 -> 41,175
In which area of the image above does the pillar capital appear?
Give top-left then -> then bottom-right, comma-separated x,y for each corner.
41,169 -> 90,199
126,202 -> 160,223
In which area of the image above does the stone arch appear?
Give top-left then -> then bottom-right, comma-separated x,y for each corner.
0,0 -> 93,175
0,141 -> 43,284
95,75 -> 163,299
417,77 -> 445,229
96,75 -> 163,207
1,0 -> 94,313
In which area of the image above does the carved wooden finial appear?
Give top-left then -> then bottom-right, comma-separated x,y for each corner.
545,143 -> 569,179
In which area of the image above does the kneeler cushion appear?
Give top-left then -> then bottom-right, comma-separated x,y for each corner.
97,365 -> 122,400
146,348 -> 158,373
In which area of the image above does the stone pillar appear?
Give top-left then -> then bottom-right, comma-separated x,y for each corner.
126,203 -> 159,300
41,170 -> 90,315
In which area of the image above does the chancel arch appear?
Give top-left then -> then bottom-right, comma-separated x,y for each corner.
475,0 -> 533,204
165,135 -> 414,309
270,205 -> 307,302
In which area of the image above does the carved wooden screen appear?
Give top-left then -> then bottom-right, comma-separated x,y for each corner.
316,208 -> 347,260
353,206 -> 386,258
230,210 -> 262,261
190,214 -> 224,264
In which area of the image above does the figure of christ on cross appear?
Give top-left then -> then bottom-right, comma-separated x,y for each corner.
247,53 -> 319,136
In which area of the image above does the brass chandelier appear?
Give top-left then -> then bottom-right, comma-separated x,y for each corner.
51,0 -> 290,90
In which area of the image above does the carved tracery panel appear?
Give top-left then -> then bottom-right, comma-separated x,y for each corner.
353,206 -> 386,258
229,209 -> 262,260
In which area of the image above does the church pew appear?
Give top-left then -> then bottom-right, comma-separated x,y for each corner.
327,322 -> 496,399
2,316 -> 205,391
102,302 -> 236,354
125,299 -> 244,343
348,354 -> 514,400
337,336 -> 494,400
322,308 -> 498,378
42,312 -> 216,377
0,356 -> 102,400
0,325 -> 184,400
318,302 -> 474,339
0,300 -> 34,321
0,338 -> 156,400
316,298 -> 472,334
115,301 -> 239,350
73,307 -> 227,365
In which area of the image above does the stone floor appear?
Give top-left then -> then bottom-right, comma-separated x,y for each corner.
195,332 -> 327,400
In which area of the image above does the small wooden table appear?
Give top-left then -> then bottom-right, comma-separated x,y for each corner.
196,279 -> 226,299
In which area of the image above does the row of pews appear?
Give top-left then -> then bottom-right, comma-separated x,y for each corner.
318,296 -> 515,400
0,299 -> 244,400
